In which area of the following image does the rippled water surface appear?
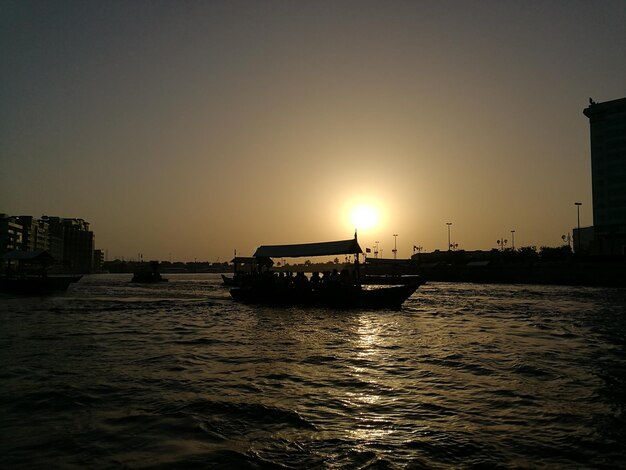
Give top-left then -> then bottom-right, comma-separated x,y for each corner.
1,274 -> 625,468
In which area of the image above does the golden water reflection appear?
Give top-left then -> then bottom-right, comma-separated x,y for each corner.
343,315 -> 397,442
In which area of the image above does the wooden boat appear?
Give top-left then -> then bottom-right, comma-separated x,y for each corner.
229,235 -> 421,309
131,261 -> 168,283
0,275 -> 82,295
222,256 -> 272,287
361,274 -> 424,286
231,282 -> 418,310
1,250 -> 81,295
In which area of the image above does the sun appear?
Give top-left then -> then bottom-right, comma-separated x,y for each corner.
350,204 -> 379,231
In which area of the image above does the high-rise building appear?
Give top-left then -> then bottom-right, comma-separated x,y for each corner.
583,97 -> 626,255
42,216 -> 95,273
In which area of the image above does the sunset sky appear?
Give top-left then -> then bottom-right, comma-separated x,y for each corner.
2,1 -> 625,261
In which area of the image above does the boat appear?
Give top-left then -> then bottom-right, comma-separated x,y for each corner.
361,274 -> 423,285
229,235 -> 422,309
131,261 -> 168,283
230,282 -> 419,309
222,256 -> 272,287
0,275 -> 82,295
1,250 -> 82,295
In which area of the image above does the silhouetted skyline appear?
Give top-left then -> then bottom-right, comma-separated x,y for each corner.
2,1 -> 625,261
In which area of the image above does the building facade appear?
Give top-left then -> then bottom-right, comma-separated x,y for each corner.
583,97 -> 626,255
0,215 -> 23,253
16,216 -> 50,252
1,214 -> 96,273
43,216 -> 95,273
93,249 -> 105,273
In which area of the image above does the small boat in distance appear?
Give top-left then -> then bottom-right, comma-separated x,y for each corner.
131,261 -> 168,283
229,235 -> 423,310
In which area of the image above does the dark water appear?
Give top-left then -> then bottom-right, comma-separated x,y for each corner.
1,274 -> 625,469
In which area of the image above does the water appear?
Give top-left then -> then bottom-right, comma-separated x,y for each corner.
1,274 -> 625,468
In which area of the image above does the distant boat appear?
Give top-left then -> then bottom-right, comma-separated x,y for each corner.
131,261 -> 168,283
229,236 -> 421,310
1,250 -> 81,295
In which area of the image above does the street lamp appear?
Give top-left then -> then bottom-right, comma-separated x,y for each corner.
446,223 -> 452,251
511,230 -> 515,250
497,238 -> 508,251
575,202 -> 582,254
562,234 -> 572,249
392,234 -> 398,259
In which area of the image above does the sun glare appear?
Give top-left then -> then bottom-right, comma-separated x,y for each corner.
350,204 -> 379,231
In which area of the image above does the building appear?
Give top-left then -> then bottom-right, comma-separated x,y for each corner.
0,215 -> 23,254
573,226 -> 595,253
43,216 -> 95,273
583,97 -> 626,255
1,214 -> 97,272
93,249 -> 105,272
16,216 -> 50,252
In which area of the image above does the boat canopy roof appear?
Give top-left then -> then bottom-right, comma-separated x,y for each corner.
254,238 -> 363,259
2,249 -> 55,263
231,256 -> 258,264
231,256 -> 273,266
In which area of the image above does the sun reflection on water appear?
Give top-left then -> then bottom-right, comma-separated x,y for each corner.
342,315 -> 395,442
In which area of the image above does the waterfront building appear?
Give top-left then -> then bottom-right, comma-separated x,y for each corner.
0,215 -> 23,254
583,97 -> 626,255
93,249 -> 105,272
42,216 -> 95,273
16,216 -> 50,252
1,214 -> 96,272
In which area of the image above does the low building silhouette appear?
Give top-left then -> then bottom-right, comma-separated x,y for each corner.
93,249 -> 105,272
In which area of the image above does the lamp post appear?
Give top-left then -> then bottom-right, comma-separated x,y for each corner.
511,230 -> 515,250
575,202 -> 582,254
497,238 -> 508,251
392,234 -> 398,260
446,223 -> 452,251
562,234 -> 572,249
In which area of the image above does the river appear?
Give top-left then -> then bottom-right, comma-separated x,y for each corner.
1,274 -> 625,468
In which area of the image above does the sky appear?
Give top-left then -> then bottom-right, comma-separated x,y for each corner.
1,1 -> 625,262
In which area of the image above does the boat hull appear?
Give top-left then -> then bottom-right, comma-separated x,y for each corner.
131,273 -> 168,283
361,275 -> 424,286
230,284 -> 419,310
0,275 -> 82,295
